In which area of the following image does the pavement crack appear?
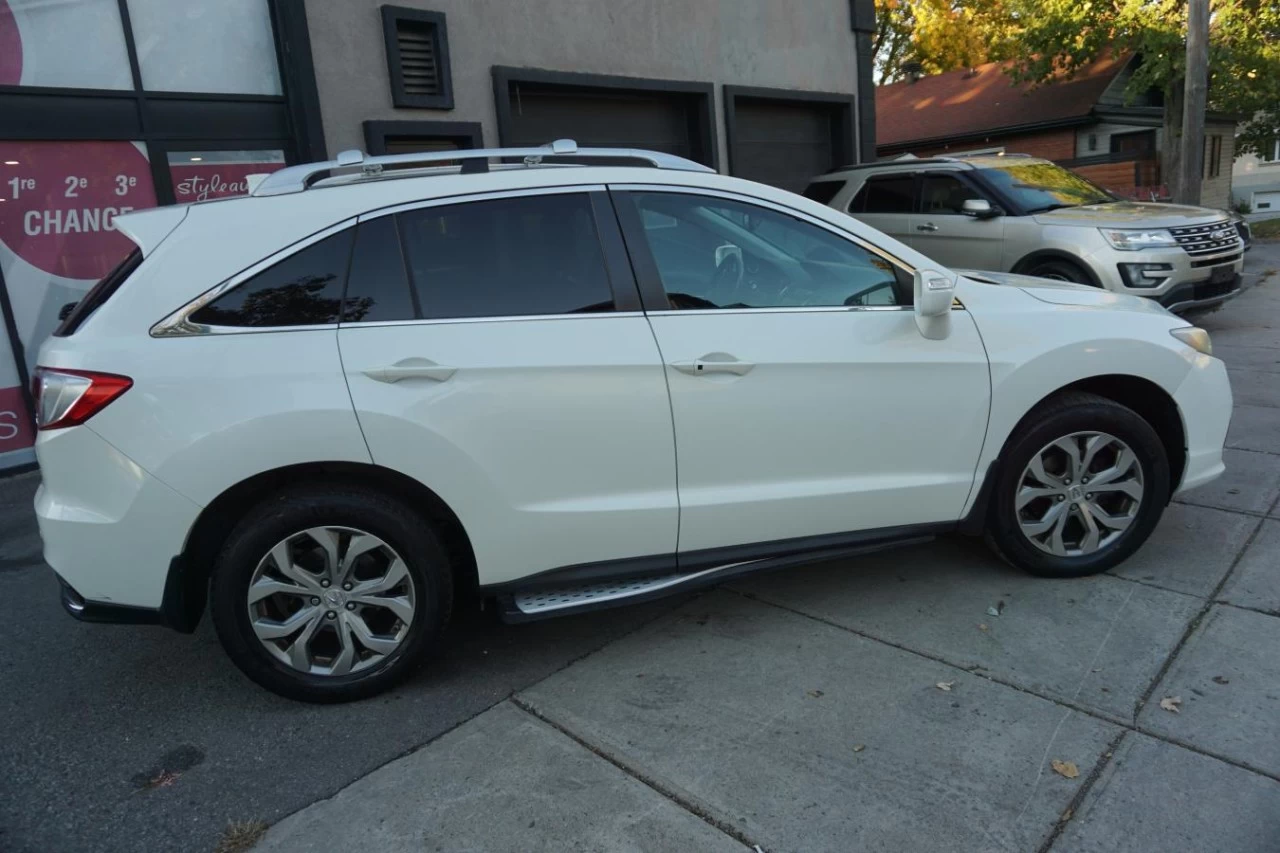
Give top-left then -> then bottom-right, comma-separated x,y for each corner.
510,697 -> 760,851
731,587 -> 1280,784
1132,513 -> 1270,725
1036,730 -> 1128,853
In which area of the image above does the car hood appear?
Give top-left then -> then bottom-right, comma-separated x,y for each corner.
957,269 -> 1173,316
1032,201 -> 1226,229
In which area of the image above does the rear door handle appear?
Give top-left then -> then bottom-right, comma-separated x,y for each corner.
670,355 -> 755,376
364,357 -> 457,383
916,222 -> 939,232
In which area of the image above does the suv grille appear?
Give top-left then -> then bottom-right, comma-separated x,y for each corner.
1169,221 -> 1242,256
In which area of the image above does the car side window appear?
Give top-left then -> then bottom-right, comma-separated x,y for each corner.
396,193 -> 615,319
628,192 -> 907,310
850,175 -> 914,214
342,216 -> 416,323
920,173 -> 984,214
190,228 -> 355,327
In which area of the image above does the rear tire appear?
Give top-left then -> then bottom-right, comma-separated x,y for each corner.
1025,258 -> 1095,285
210,485 -> 452,703
985,392 -> 1170,578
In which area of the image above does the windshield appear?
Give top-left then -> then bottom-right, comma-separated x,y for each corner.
978,162 -> 1113,213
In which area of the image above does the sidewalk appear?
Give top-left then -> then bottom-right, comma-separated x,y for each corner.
255,257 -> 1280,851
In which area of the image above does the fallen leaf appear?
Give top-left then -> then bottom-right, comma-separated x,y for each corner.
1212,676 -> 1229,685
1051,760 -> 1080,779
1160,696 -> 1182,713
986,600 -> 1005,617
853,744 -> 866,753
806,689 -> 824,699
978,623 -> 989,631
1060,808 -> 1074,822
936,681 -> 954,692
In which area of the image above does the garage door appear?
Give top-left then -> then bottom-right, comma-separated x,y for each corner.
728,97 -> 850,193
501,80 -> 710,165
1254,191 -> 1280,213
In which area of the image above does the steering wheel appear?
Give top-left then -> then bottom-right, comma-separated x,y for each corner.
707,252 -> 744,304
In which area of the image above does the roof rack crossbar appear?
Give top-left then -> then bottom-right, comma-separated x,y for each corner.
251,138 -> 714,196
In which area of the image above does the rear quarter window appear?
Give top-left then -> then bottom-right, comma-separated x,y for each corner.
801,181 -> 843,206
189,229 -> 356,327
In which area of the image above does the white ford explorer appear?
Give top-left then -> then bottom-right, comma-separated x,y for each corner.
33,141 -> 1232,702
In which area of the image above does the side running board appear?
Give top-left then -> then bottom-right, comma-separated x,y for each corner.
494,530 -> 940,623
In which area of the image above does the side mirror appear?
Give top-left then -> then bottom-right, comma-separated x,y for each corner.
913,269 -> 955,340
962,198 -> 999,219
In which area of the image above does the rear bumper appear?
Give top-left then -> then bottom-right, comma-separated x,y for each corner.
35,425 -> 201,614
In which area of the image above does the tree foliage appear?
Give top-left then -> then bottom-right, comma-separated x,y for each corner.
873,0 -> 1019,83
1006,0 -> 1280,157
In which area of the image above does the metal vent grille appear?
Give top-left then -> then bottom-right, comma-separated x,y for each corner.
1169,220 -> 1242,257
395,20 -> 440,96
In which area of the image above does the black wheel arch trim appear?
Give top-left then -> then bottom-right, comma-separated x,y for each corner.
1011,250 -> 1102,287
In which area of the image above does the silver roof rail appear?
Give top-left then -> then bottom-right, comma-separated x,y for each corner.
251,138 -> 714,197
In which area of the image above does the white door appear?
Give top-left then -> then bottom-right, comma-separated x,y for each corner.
338,189 -> 678,586
616,188 -> 991,554
912,172 -> 1007,270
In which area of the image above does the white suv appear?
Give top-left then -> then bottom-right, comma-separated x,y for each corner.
34,141 -> 1232,702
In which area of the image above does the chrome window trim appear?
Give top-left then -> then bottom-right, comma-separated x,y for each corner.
355,184 -> 608,222
340,311 -> 646,329
643,305 -> 911,317
150,218 -> 359,338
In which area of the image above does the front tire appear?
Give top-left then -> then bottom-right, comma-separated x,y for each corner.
1025,258 -> 1095,285
985,392 -> 1170,578
210,485 -> 452,702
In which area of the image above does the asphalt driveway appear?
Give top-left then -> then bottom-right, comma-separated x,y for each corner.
2,245 -> 1278,852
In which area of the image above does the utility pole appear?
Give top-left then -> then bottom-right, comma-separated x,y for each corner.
1177,0 -> 1210,205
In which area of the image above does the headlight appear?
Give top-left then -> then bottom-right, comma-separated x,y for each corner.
1100,228 -> 1178,250
1170,327 -> 1212,355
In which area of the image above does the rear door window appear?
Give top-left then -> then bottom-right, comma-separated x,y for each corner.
396,193 -> 615,319
189,228 -> 355,327
850,175 -> 915,214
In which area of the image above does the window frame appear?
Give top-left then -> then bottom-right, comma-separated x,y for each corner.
381,5 -> 454,110
151,218 -> 358,337
849,172 -> 918,215
340,186 -> 643,326
610,184 -> 916,315
917,171 -> 992,216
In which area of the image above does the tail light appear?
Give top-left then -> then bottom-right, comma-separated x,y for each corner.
31,367 -> 132,431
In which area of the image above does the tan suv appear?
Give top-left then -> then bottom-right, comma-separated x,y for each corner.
805,155 -> 1244,312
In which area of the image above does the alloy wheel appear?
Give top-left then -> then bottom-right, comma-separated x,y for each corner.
1015,431 -> 1144,557
246,526 -> 415,676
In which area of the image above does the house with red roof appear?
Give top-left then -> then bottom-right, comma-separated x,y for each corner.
875,53 -> 1237,209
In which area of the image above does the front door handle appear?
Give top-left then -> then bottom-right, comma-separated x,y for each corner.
364,357 -> 457,383
916,222 -> 939,232
670,355 -> 755,376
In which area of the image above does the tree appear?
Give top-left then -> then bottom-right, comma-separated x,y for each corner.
873,0 -> 1019,84
1005,0 -> 1280,201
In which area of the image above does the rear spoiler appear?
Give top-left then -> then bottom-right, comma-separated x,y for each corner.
113,205 -> 189,256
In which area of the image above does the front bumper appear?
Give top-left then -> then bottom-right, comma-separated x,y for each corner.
1171,353 -> 1233,495
1085,243 -> 1244,310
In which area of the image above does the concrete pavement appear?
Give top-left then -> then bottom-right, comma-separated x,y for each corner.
2,247 -> 1277,852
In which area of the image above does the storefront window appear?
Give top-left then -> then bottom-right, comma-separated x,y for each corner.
126,0 -> 283,96
0,141 -> 157,380
0,0 -> 133,90
167,150 -> 286,203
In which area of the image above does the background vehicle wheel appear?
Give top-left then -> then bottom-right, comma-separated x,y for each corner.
211,485 -> 452,702
1025,259 -> 1094,285
985,392 -> 1170,578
